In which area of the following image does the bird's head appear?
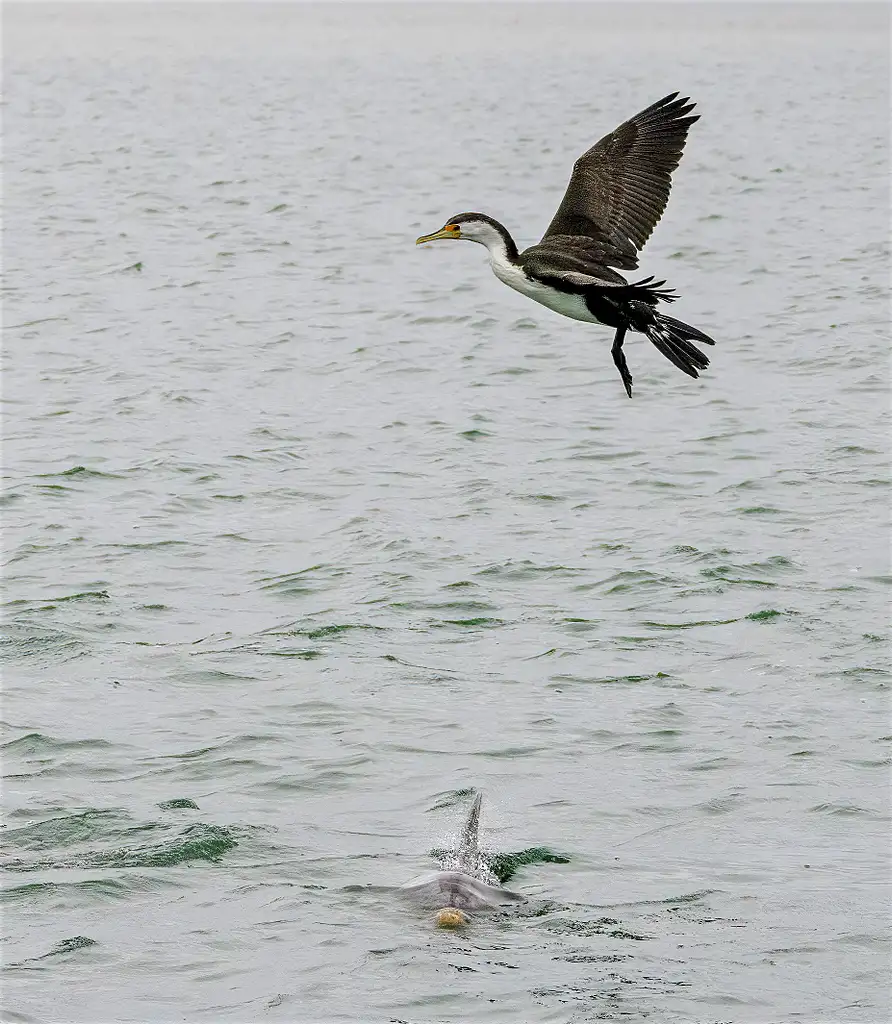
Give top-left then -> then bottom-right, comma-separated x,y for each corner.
416,213 -> 510,252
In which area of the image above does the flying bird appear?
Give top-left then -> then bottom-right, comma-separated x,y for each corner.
416,93 -> 715,397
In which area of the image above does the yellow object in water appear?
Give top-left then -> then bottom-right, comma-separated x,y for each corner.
435,907 -> 469,929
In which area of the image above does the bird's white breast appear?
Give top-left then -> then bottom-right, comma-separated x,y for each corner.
489,251 -> 600,324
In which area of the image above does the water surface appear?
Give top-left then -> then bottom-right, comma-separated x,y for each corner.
3,3 -> 890,1022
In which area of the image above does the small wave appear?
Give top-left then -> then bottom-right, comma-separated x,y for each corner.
487,847 -> 570,884
0,879 -> 134,904
35,466 -> 123,480
745,608 -> 785,620
643,617 -> 738,630
551,672 -> 672,687
2,807 -> 239,871
0,624 -> 90,663
809,802 -> 886,818
477,560 -> 583,581
2,733 -> 116,756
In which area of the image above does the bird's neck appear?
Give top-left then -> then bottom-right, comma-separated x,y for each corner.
477,220 -> 519,266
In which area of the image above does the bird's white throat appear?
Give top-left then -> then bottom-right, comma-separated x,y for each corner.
484,239 -> 601,325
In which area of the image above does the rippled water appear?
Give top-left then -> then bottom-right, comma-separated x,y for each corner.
3,3 -> 890,1022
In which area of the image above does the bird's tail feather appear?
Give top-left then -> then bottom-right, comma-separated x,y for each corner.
655,313 -> 716,346
644,312 -> 715,379
624,276 -> 678,304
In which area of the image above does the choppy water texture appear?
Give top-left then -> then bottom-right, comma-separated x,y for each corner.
3,3 -> 890,1022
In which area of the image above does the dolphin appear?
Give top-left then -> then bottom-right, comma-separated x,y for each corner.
400,793 -> 525,928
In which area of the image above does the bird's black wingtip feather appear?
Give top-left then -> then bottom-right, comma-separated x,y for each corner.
639,93 -> 699,126
660,92 -> 695,109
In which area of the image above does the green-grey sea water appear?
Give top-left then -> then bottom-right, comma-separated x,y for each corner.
2,3 -> 890,1022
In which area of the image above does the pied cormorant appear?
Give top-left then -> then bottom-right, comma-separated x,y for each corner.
416,93 -> 715,397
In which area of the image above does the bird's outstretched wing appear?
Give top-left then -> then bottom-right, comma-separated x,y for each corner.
541,93 -> 699,270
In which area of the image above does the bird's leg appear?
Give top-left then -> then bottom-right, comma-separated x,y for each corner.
611,325 -> 633,398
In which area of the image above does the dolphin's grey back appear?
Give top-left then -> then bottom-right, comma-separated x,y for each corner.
456,792 -> 483,873
399,870 -> 524,911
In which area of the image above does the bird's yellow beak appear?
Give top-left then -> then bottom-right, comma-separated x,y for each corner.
416,223 -> 462,245
435,907 -> 470,928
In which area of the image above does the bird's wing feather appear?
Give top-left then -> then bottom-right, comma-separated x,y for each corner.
542,93 -> 699,269
519,237 -> 630,289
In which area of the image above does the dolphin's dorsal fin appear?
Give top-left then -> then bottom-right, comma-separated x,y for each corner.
457,792 -> 482,872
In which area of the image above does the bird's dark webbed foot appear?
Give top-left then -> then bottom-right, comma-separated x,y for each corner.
611,325 -> 633,398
